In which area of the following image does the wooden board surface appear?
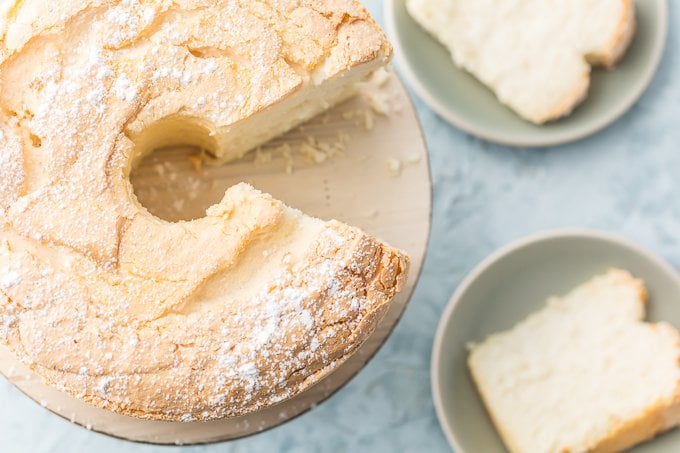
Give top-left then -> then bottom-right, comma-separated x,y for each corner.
0,72 -> 432,444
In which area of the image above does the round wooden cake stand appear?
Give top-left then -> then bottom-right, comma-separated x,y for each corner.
0,73 -> 432,444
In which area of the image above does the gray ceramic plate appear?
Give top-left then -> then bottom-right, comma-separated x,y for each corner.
385,0 -> 668,147
432,230 -> 680,452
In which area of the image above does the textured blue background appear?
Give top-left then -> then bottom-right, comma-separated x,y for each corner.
3,1 -> 680,452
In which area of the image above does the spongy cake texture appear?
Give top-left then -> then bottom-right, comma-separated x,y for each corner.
407,0 -> 636,123
468,269 -> 680,453
0,0 -> 408,421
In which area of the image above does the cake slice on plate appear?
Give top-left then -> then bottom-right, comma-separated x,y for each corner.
469,269 -> 680,453
407,0 -> 635,123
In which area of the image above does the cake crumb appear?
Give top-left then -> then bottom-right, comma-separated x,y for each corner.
405,153 -> 422,165
387,158 -> 402,177
187,153 -> 204,176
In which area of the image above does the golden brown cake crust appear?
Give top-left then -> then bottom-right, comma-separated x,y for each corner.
0,0 -> 405,421
589,357 -> 680,453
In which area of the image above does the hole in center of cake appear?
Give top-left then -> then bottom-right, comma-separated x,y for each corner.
130,115 -> 224,222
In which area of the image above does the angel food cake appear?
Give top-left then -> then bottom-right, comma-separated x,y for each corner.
407,0 -> 636,123
468,270 -> 680,453
0,0 -> 409,421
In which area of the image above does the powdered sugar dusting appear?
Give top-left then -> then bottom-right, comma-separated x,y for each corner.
0,271 -> 21,290
0,299 -> 18,344
87,86 -> 107,109
203,60 -> 218,75
298,310 -> 314,330
97,376 -> 113,395
113,73 -> 137,102
96,66 -> 114,80
0,120 -> 25,207
106,6 -> 134,26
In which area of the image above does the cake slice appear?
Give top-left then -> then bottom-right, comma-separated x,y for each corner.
468,269 -> 680,453
406,0 -> 636,123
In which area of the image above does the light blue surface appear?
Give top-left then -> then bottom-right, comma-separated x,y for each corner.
3,1 -> 680,452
